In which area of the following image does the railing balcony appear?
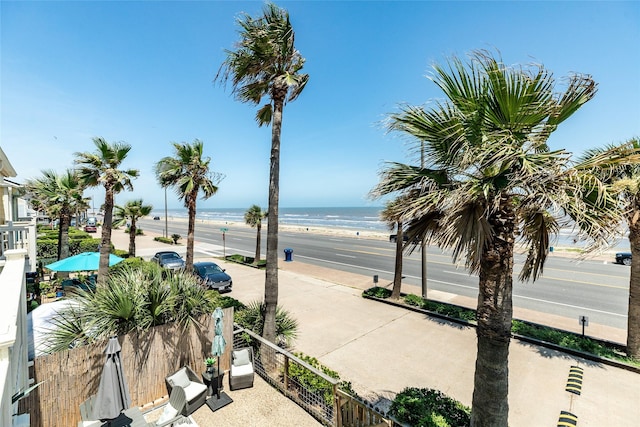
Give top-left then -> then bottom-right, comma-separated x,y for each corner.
0,249 -> 30,426
232,325 -> 396,427
0,221 -> 36,272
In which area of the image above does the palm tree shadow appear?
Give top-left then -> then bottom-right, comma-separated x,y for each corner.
514,340 -> 605,369
421,312 -> 474,331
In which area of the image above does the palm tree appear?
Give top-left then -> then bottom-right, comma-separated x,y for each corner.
580,137 -> 640,359
245,204 -> 267,264
45,263 -> 214,352
74,137 -> 139,284
25,169 -> 85,261
155,140 -> 219,271
371,50 -> 624,426
216,2 -> 309,344
381,200 -> 405,300
113,199 -> 153,257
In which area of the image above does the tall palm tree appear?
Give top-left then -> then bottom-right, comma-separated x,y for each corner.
245,204 -> 267,264
580,137 -> 640,359
113,199 -> 153,257
216,2 -> 309,344
371,50 -> 625,426
155,140 -> 219,271
25,169 -> 85,261
74,137 -> 139,284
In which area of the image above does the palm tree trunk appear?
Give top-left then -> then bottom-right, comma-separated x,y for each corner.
58,208 -> 71,260
128,218 -> 137,257
186,194 -> 197,271
263,94 -> 285,344
626,211 -> 640,359
98,188 -> 114,284
254,222 -> 261,264
391,220 -> 403,300
471,203 -> 515,427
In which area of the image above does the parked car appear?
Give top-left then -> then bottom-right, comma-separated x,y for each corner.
193,261 -> 232,293
615,252 -> 632,266
153,216 -> 160,220
84,224 -> 97,233
389,234 -> 420,244
151,251 -> 185,270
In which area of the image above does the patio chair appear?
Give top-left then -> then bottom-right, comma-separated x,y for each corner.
141,385 -> 188,426
229,347 -> 255,391
165,366 -> 207,416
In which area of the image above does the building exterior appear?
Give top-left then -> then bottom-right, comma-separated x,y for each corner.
0,147 -> 33,426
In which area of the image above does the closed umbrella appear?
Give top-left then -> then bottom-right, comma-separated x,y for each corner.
45,252 -> 124,272
212,307 -> 226,359
93,337 -> 131,420
210,307 -> 230,404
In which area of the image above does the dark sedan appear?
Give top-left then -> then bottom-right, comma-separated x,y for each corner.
193,261 -> 232,293
615,252 -> 632,266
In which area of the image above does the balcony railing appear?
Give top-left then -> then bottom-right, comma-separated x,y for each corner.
232,325 -> 396,427
0,221 -> 36,272
0,249 -> 30,426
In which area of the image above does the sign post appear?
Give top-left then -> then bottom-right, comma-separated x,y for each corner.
220,228 -> 228,259
579,315 -> 589,337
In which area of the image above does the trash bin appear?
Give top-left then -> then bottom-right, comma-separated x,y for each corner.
284,248 -> 293,262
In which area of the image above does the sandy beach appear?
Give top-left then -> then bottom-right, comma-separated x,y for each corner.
142,215 -> 626,262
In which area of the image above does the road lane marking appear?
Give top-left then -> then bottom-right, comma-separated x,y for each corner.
402,277 -> 626,318
442,269 -> 627,290
335,254 -> 357,258
513,295 -> 626,317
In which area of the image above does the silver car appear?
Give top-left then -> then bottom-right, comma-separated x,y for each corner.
151,251 -> 185,270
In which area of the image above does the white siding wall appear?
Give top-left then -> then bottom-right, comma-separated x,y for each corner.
0,250 -> 29,426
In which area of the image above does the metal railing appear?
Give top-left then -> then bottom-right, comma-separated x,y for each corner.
232,325 -> 394,427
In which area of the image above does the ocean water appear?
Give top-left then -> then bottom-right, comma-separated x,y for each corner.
154,206 -> 388,232
151,206 -> 630,250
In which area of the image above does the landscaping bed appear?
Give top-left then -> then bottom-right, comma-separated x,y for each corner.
363,287 -> 640,372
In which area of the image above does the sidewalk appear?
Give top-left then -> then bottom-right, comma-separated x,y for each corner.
111,229 -> 640,426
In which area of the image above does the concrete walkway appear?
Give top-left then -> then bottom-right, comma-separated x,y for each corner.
111,228 -> 640,426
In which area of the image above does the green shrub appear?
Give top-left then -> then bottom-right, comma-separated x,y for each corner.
154,236 -> 173,244
171,233 -> 181,244
39,281 -> 53,294
366,288 -> 640,365
234,301 -> 298,348
226,254 -> 245,263
37,239 -> 58,259
363,286 -> 392,298
389,387 -> 470,427
124,227 -> 144,235
28,299 -> 40,313
110,257 -> 147,273
78,239 -> 101,253
511,320 -> 636,364
287,353 -> 339,406
112,249 -> 129,258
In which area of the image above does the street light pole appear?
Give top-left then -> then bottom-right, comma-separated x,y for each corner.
421,141 -> 428,299
164,187 -> 168,238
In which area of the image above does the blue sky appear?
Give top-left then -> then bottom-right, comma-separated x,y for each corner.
2,1 -> 639,210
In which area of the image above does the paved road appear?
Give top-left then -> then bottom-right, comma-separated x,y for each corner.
138,218 -> 630,331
